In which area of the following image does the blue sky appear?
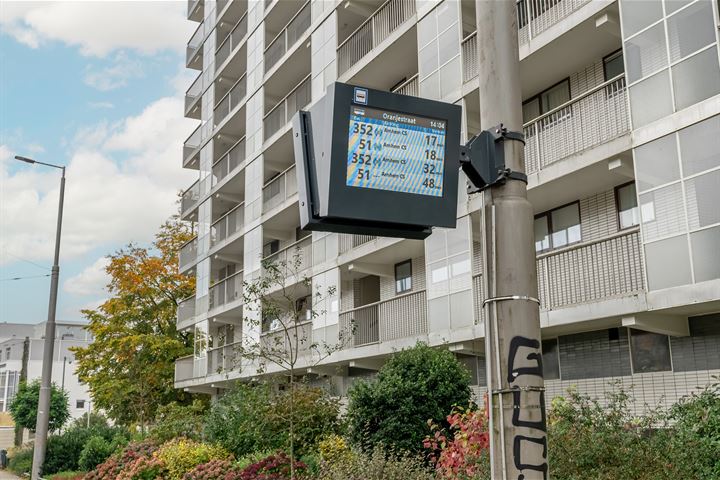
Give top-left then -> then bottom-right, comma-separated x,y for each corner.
0,2 -> 197,324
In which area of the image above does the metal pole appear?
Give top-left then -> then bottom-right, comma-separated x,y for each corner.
31,168 -> 65,480
475,2 -> 548,479
61,357 -> 67,391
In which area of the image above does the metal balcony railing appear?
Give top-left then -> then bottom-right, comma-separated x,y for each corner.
174,355 -> 195,382
472,274 -> 486,325
263,236 -> 313,277
517,0 -> 592,46
185,73 -> 203,115
262,165 -> 297,213
186,23 -> 204,66
461,32 -> 478,83
216,12 -> 248,69
339,234 -> 376,254
179,236 -> 198,270
183,124 -> 202,165
390,73 -> 419,97
209,270 -> 244,312
337,0 -> 415,75
537,228 -> 644,310
207,340 -> 243,374
212,136 -> 246,186
211,203 -> 244,247
177,295 -> 196,328
214,73 -> 247,126
523,74 -> 628,175
263,75 -> 311,141
339,290 -> 428,348
181,180 -> 201,214
264,1 -> 311,73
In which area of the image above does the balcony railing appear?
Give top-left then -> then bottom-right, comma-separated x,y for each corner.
461,32 -> 478,83
523,74 -> 628,175
263,236 -> 313,277
262,165 -> 297,213
211,203 -> 244,247
260,321 -> 313,355
179,236 -> 198,270
216,12 -> 248,68
209,270 -> 244,312
263,75 -> 311,141
181,179 -> 201,214
174,355 -> 195,382
207,340 -> 242,374
339,234 -> 376,254
391,73 -> 419,97
339,290 -> 428,348
214,73 -> 247,126
177,295 -> 196,328
185,73 -> 203,115
264,1 -> 311,73
186,23 -> 204,66
183,124 -> 202,166
537,229 -> 644,310
212,136 -> 246,186
517,0 -> 592,46
472,274 -> 485,325
337,0 -> 415,75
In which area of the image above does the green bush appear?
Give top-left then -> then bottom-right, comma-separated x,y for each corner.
43,421 -> 130,475
7,445 -> 33,475
346,343 -> 471,453
78,435 -> 115,471
151,399 -> 208,443
46,472 -> 86,480
154,438 -> 232,480
319,446 -> 433,480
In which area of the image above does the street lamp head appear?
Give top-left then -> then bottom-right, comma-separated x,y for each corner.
14,155 -> 36,164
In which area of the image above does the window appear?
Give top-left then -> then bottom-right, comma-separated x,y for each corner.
630,329 -> 672,373
542,339 -> 560,380
76,400 -> 86,409
603,50 -> 625,81
534,202 -> 581,252
616,182 -> 640,229
395,260 -> 412,294
263,239 -> 279,258
5,348 -> 10,361
522,78 -> 571,123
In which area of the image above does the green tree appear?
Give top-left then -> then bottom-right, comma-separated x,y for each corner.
9,379 -> 70,432
346,343 -> 471,453
72,218 -> 200,430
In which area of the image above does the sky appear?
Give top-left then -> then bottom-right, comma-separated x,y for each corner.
0,2 -> 199,324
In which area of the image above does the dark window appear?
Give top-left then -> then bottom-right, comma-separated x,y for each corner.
522,78 -> 571,123
608,327 -> 620,341
76,400 -> 85,409
616,182 -> 640,229
395,260 -> 412,294
542,339 -> 560,380
630,329 -> 672,373
534,202 -> 582,252
263,239 -> 280,258
603,50 -> 625,81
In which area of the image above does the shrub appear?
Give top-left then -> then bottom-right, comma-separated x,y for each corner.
235,450 -> 276,471
347,343 -> 471,453
182,459 -> 238,480
78,435 -> 116,471
317,435 -> 353,466
44,422 -> 130,475
424,405 -> 490,479
154,438 -> 232,480
84,440 -> 159,480
234,452 -> 306,480
318,446 -> 433,480
47,472 -> 86,480
117,455 -> 167,480
7,446 -> 33,475
152,399 -> 208,443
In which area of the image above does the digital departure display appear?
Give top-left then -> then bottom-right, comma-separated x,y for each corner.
346,106 -> 447,197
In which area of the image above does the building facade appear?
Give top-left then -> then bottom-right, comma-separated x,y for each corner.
175,0 -> 720,412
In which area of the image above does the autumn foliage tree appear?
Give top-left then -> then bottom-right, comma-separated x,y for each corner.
73,219 -> 198,430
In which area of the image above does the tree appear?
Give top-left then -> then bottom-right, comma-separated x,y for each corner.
347,343 -> 471,453
9,379 -> 70,432
72,218 -> 199,430
230,251 -> 350,478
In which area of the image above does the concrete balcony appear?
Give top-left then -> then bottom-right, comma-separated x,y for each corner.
213,136 -> 246,187
180,179 -> 201,217
214,73 -> 247,127
263,236 -> 313,279
186,23 -> 204,70
216,12 -> 248,70
262,165 -> 297,215
211,203 -> 244,249
207,340 -> 243,375
174,355 -> 195,383
185,73 -> 203,120
187,0 -> 203,22
337,0 -> 416,76
339,290 -> 428,348
339,234 -> 377,254
179,236 -> 198,273
183,124 -> 202,169
209,270 -> 244,314
264,1 -> 311,74
390,73 -> 419,97
263,75 -> 311,142
177,295 -> 197,331
260,321 -> 313,356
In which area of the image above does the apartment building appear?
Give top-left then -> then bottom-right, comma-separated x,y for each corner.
174,0 -> 720,411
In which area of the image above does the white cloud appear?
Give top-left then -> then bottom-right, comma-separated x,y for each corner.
0,96 -> 196,266
88,102 -> 115,110
0,2 -> 193,57
84,51 -> 144,91
64,257 -> 110,296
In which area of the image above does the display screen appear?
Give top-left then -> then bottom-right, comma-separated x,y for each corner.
346,106 -> 446,197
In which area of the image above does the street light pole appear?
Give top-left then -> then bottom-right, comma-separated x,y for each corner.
14,155 -> 66,480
